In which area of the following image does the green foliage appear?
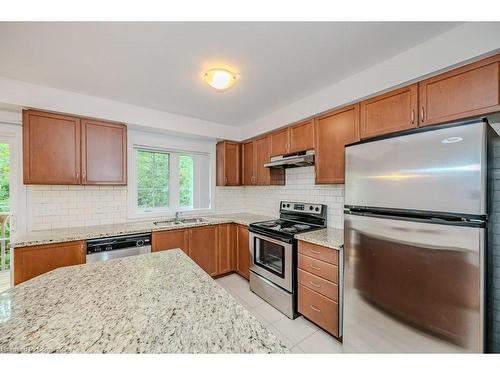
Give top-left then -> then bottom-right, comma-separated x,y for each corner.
137,150 -> 169,209
0,144 -> 9,213
179,155 -> 194,207
0,143 -> 10,270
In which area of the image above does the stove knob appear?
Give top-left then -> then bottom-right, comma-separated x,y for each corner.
136,239 -> 145,247
315,207 -> 320,212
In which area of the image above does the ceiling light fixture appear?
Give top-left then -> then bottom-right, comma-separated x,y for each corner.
204,68 -> 236,91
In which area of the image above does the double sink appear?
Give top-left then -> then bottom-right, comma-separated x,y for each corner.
153,217 -> 208,227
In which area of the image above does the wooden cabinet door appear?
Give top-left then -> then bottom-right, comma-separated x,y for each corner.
419,55 -> 500,127
23,110 -> 81,184
236,225 -> 250,280
152,229 -> 189,254
360,84 -> 418,139
315,104 -> 360,184
189,226 -> 218,276
289,120 -> 314,153
14,241 -> 85,285
218,224 -> 236,275
216,141 -> 241,186
270,128 -> 289,156
242,140 -> 255,186
255,136 -> 271,185
81,119 -> 127,185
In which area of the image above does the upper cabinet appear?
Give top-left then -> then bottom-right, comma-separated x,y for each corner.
360,84 -> 418,139
315,104 -> 359,184
289,120 -> 314,153
216,141 -> 241,186
419,54 -> 500,127
270,128 -> 289,156
241,137 -> 284,186
23,109 -> 127,185
242,140 -> 255,186
255,136 -> 285,186
81,118 -> 127,185
270,120 -> 314,156
23,110 -> 81,185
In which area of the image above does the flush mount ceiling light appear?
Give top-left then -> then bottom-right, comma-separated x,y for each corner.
204,68 -> 236,91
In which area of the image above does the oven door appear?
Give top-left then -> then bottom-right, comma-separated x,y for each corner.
249,231 -> 293,292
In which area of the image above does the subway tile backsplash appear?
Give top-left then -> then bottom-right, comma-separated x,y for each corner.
27,166 -> 344,231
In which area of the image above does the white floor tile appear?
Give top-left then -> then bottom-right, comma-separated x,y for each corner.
252,301 -> 287,324
297,329 -> 343,354
235,287 -> 266,308
272,316 -> 319,345
289,345 -> 305,354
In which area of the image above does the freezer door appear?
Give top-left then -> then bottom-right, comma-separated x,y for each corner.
343,214 -> 484,353
345,122 -> 487,215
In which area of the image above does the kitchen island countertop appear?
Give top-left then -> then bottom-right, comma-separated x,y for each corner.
0,249 -> 288,353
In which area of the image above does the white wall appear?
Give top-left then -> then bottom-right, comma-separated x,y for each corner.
0,76 -> 240,140
242,22 -> 500,139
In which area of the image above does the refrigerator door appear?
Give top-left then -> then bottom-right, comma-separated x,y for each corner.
343,213 -> 484,353
345,121 -> 487,215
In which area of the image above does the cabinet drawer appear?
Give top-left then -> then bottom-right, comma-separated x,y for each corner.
298,269 -> 338,302
298,253 -> 338,283
298,284 -> 339,337
298,240 -> 338,265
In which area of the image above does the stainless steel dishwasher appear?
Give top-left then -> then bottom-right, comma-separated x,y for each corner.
86,233 -> 151,263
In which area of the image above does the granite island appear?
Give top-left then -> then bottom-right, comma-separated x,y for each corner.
0,249 -> 288,353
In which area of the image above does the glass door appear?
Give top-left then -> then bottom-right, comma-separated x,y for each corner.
0,141 -> 10,293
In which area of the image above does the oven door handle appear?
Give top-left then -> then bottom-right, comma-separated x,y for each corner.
248,227 -> 294,244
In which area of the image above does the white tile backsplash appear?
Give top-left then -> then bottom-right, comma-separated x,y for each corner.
27,166 -> 344,231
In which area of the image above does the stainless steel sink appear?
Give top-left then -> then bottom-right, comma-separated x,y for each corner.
153,217 -> 207,226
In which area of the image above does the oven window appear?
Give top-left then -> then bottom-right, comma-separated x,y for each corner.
254,237 -> 285,278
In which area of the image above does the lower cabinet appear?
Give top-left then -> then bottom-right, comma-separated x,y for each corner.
297,240 -> 340,338
218,224 -> 236,275
152,223 -> 244,278
236,224 -> 250,280
151,228 -> 189,254
189,226 -> 218,277
14,241 -> 86,285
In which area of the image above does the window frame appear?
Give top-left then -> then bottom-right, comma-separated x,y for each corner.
128,142 -> 214,219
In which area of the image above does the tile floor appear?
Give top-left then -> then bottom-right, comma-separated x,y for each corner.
0,271 -> 11,293
216,273 -> 343,353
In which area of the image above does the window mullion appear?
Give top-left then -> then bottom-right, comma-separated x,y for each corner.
170,153 -> 180,211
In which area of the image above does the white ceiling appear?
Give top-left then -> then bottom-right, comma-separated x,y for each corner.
0,22 -> 462,127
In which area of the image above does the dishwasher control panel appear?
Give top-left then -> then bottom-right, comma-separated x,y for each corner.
86,233 -> 151,254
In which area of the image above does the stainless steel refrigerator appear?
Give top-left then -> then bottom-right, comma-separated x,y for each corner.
343,119 -> 488,353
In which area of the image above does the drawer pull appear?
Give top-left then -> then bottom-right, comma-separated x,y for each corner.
309,281 -> 321,288
310,304 -> 321,312
310,250 -> 321,254
310,264 -> 321,271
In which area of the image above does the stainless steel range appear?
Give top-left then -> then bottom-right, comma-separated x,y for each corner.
249,201 -> 327,319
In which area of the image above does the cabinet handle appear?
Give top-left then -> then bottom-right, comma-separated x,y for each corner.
76,172 -> 79,180
421,107 -> 425,122
310,304 -> 321,313
310,264 -> 321,271
225,176 -> 228,184
310,250 -> 321,255
82,171 -> 86,180
309,281 -> 321,288
411,109 -> 415,124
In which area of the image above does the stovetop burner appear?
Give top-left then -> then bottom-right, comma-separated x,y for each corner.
259,220 -> 284,228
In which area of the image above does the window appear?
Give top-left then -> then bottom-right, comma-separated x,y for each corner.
179,154 -> 193,208
137,150 -> 169,209
133,147 -> 211,214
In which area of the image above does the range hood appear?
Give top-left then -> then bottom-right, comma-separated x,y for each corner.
264,150 -> 315,169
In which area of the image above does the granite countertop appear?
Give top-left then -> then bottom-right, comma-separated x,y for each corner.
0,249 -> 288,353
295,228 -> 344,250
12,213 -> 273,248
